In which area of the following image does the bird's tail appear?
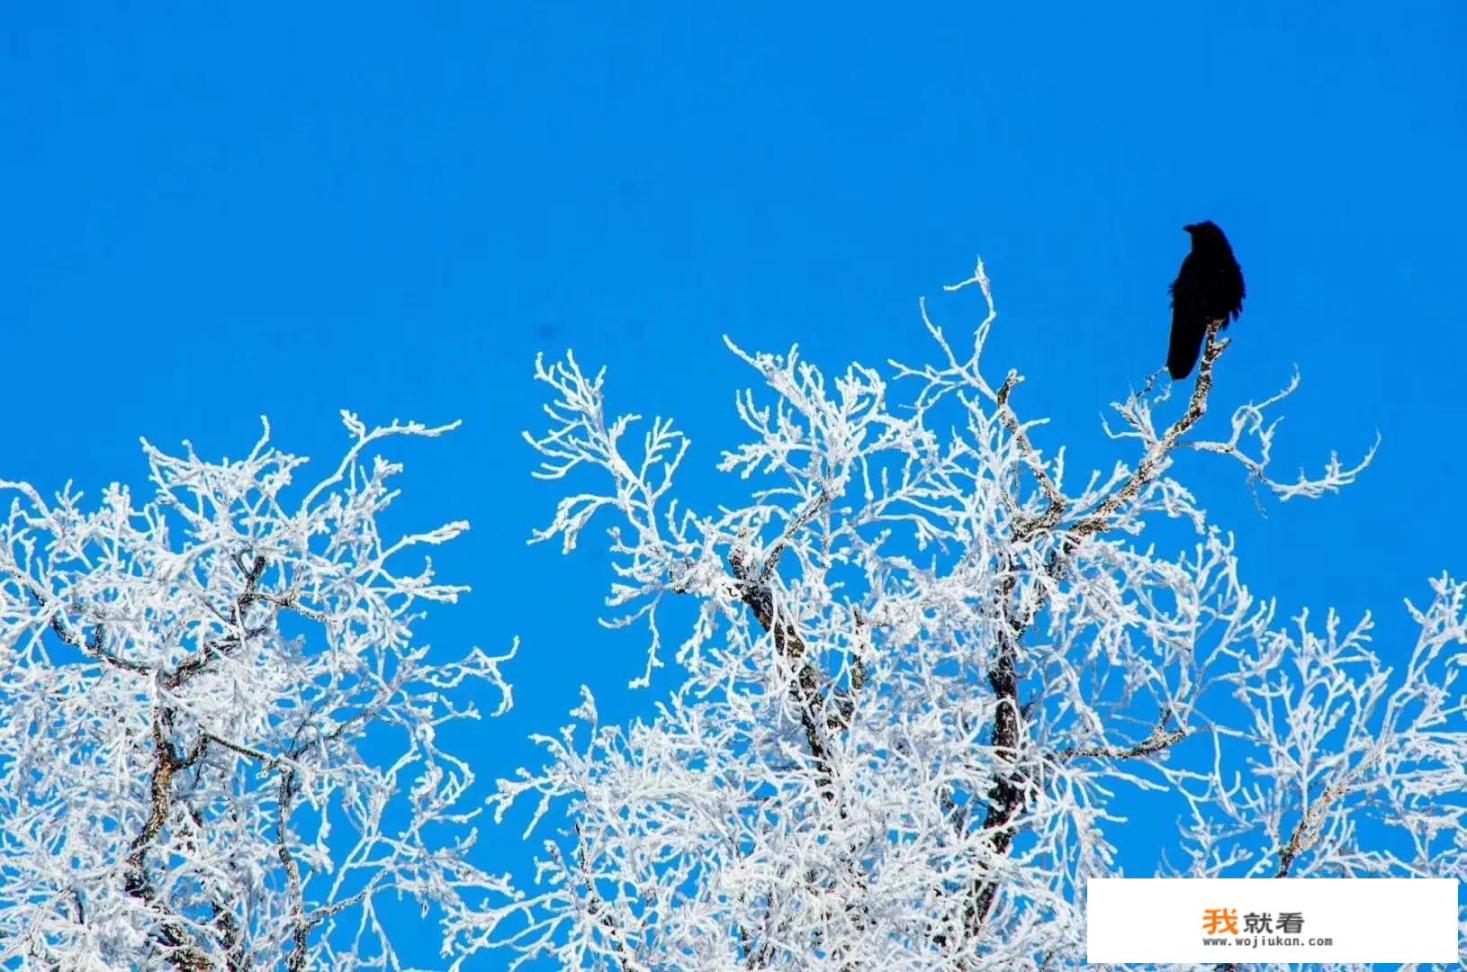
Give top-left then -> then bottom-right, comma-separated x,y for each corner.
1166,319 -> 1206,380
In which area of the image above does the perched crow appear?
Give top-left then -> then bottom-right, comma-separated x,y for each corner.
1167,221 -> 1245,379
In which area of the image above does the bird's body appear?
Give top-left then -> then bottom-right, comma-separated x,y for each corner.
1167,221 -> 1245,379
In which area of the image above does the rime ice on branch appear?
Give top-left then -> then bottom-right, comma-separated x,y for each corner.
0,413 -> 516,970
499,262 -> 1460,971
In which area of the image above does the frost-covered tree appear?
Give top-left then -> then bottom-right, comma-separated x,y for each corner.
0,414 -> 515,970
493,262 -> 1464,970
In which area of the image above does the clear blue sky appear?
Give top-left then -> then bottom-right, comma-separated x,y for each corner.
4,3 -> 1465,965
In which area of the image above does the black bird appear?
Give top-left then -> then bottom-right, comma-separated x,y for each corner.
1167,221 -> 1245,379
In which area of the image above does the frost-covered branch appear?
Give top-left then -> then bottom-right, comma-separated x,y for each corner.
492,260 -> 1458,971
0,415 -> 516,970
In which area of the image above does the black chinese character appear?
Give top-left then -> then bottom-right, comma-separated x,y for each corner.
1277,912 -> 1304,934
1243,912 -> 1274,934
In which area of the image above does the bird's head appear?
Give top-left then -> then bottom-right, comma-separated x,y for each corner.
1183,220 -> 1230,249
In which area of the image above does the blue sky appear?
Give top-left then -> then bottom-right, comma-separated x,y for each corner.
4,2 -> 1465,965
